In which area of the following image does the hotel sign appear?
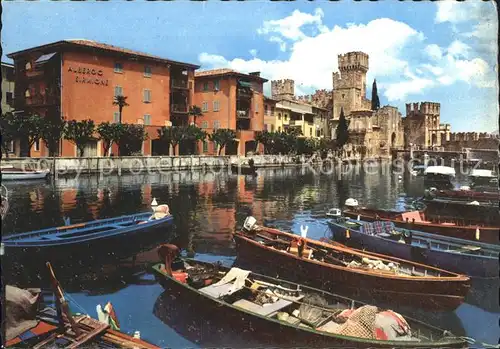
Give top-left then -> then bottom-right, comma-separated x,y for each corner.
67,66 -> 109,86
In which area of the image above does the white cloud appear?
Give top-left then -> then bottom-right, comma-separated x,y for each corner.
269,36 -> 287,52
257,8 -> 327,43
384,78 -> 435,101
249,49 -> 257,57
447,40 -> 471,58
435,1 -> 498,56
424,44 -> 443,61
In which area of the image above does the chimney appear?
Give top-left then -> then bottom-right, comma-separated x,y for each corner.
249,72 -> 261,77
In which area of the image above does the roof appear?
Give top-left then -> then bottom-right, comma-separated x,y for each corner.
194,68 -> 268,82
1,61 -> 14,68
469,169 -> 496,178
424,166 -> 456,176
7,39 -> 200,69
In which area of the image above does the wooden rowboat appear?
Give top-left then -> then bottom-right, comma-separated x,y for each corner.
152,245 -> 467,348
328,217 -> 500,278
343,207 -> 499,245
426,188 -> 498,202
231,163 -> 258,175
2,211 -> 174,248
233,217 -> 470,311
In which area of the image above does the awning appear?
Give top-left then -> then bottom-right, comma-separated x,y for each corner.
238,81 -> 252,88
34,52 -> 57,65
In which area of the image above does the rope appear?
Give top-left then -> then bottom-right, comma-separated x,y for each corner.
63,292 -> 89,315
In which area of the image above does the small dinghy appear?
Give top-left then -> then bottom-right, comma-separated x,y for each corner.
1,165 -> 50,180
2,199 -> 174,250
328,217 -> 500,278
233,217 -> 470,311
152,244 -> 467,348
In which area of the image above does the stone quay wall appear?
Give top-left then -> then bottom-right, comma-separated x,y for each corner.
1,154 -> 300,177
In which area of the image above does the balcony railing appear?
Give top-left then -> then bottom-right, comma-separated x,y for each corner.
237,110 -> 250,118
171,104 -> 188,113
237,89 -> 252,98
171,78 -> 189,89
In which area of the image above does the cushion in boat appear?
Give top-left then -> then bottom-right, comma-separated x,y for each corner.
232,298 -> 292,316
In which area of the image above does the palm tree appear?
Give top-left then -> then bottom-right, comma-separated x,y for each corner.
188,105 -> 203,126
113,95 -> 129,124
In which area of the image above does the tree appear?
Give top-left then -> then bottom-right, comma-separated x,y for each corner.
41,114 -> 66,157
113,95 -> 129,124
371,79 -> 380,111
209,128 -> 236,155
0,112 -> 18,157
97,122 -> 125,156
188,105 -> 203,126
117,124 -> 148,156
183,125 -> 207,155
64,119 -> 96,157
335,107 -> 349,150
157,126 -> 184,155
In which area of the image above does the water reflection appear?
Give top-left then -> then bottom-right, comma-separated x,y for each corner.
1,166 -> 497,347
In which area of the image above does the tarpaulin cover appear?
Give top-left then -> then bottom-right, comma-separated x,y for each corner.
5,285 -> 42,341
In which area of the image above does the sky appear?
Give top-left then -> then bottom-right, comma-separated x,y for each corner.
2,0 -> 498,132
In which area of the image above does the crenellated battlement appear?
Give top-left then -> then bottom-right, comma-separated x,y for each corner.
406,102 -> 440,116
271,79 -> 295,100
338,52 -> 369,72
449,132 -> 494,142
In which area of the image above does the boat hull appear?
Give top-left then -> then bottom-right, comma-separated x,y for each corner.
233,233 -> 469,311
328,221 -> 499,278
343,209 -> 499,245
1,171 -> 50,180
153,263 -> 466,348
230,164 -> 257,175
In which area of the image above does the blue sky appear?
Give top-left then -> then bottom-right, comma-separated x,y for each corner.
2,0 -> 498,132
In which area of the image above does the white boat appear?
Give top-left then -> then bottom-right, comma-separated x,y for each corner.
1,166 -> 50,180
469,169 -> 498,188
423,166 -> 455,189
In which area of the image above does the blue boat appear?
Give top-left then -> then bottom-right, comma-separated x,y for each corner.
3,212 -> 173,248
328,217 -> 499,278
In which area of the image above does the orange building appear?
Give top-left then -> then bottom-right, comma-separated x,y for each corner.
193,69 -> 267,156
7,40 -> 199,157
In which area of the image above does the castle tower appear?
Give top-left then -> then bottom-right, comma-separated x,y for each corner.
332,52 -> 370,121
271,79 -> 295,101
404,101 -> 442,147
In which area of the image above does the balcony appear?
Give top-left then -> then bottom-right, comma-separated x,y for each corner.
171,104 -> 188,113
237,88 -> 252,99
25,95 -> 57,107
25,69 -> 44,79
237,110 -> 250,118
171,78 -> 189,90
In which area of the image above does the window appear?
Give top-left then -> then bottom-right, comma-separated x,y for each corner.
25,62 -> 32,70
264,124 -> 268,131
201,121 -> 209,129
202,102 -> 208,112
144,65 -> 152,77
255,101 -> 258,112
310,128 -> 313,136
114,62 -> 123,73
202,141 -> 208,153
271,124 -> 274,132
284,114 -> 287,121
189,81 -> 193,90
203,82 -> 209,91
34,139 -> 40,152
143,89 -> 152,103
213,120 -> 220,129
278,126 -> 281,132
214,80 -> 220,91
113,112 -> 120,123
8,140 -> 14,153
278,113 -> 282,120
114,86 -> 123,97
213,100 -> 220,112
6,92 -> 13,106
144,114 -> 151,125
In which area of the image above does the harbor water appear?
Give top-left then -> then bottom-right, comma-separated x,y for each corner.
2,165 -> 498,347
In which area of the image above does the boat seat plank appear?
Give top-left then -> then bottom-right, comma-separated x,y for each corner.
233,298 -> 293,317
199,282 -> 241,299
